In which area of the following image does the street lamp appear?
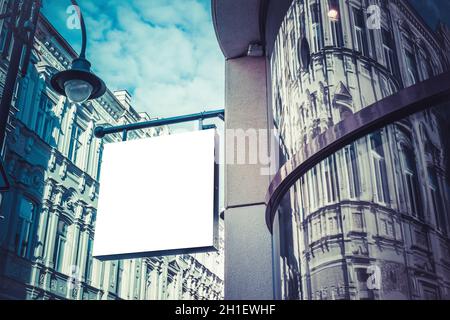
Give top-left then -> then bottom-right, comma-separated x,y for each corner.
50,0 -> 106,103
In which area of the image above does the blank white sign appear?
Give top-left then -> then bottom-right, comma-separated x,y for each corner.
93,129 -> 218,260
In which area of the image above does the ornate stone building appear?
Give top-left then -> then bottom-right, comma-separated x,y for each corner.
0,6 -> 223,300
270,0 -> 450,299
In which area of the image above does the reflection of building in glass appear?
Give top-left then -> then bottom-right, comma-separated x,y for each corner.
0,9 -> 223,300
271,0 -> 450,299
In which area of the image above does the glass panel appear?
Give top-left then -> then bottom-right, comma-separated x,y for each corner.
273,102 -> 450,300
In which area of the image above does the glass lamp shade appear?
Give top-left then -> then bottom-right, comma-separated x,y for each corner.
64,79 -> 94,103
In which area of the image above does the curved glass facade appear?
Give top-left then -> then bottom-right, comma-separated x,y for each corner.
272,101 -> 450,300
269,0 -> 450,300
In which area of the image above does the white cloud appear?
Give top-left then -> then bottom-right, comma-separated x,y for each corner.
81,0 -> 224,118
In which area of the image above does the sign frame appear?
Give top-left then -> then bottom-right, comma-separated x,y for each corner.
93,129 -> 220,261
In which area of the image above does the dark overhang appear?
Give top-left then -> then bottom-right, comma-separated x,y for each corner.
211,0 -> 265,59
211,0 -> 293,59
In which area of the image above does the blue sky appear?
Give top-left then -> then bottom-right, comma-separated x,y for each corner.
409,0 -> 450,28
42,0 -> 224,118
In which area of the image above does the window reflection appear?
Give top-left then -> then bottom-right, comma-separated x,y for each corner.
274,103 -> 450,300
15,198 -> 36,258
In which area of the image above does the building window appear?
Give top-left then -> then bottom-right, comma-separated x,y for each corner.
35,94 -> 55,143
110,260 -> 125,295
428,168 -> 446,232
329,0 -> 343,47
311,3 -> 323,52
85,237 -> 94,282
370,132 -> 390,204
418,48 -> 434,80
382,29 -> 396,75
400,146 -> 422,218
344,144 -> 360,198
0,0 -> 10,54
14,198 -> 36,258
403,37 -> 419,85
324,156 -> 336,203
311,166 -> 321,209
53,220 -> 68,272
353,8 -> 368,55
68,122 -> 83,165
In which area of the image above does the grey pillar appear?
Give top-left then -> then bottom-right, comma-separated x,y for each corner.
224,56 -> 274,299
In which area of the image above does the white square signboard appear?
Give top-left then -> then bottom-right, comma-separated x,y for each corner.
92,129 -> 218,260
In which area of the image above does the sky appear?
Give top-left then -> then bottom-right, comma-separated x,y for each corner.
42,0 -> 224,119
409,0 -> 450,29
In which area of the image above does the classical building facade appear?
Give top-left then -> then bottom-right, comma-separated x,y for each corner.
0,7 -> 223,300
270,0 -> 450,299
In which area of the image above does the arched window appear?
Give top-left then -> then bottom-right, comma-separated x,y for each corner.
85,237 -> 94,281
352,7 -> 369,55
298,37 -> 311,70
402,27 -> 419,85
382,28 -> 396,75
0,0 -> 10,54
323,156 -> 337,203
68,121 -> 84,166
400,144 -> 422,218
428,167 -> 447,233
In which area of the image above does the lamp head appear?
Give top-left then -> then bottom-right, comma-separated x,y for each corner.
50,57 -> 106,103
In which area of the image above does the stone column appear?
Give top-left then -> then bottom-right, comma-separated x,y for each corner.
44,211 -> 59,267
224,56 -> 274,299
139,259 -> 147,299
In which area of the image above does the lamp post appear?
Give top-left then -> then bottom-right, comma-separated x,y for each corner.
0,0 -> 105,192
50,0 -> 106,103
